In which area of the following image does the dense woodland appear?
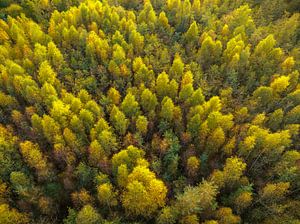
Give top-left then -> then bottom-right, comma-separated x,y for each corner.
0,0 -> 300,223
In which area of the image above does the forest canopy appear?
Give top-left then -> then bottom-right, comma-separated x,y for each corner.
0,0 -> 300,223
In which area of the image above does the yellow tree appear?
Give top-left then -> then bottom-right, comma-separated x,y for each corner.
19,141 -> 50,180
122,165 -> 167,217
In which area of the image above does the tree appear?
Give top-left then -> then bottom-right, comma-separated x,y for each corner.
30,114 -> 43,136
140,88 -> 158,113
50,100 -> 71,128
267,109 -> 284,131
253,86 -> 273,108
97,183 -> 118,208
181,71 -> 194,87
71,189 -> 94,209
76,205 -> 102,224
121,165 -> 167,218
174,180 -> 218,217
186,156 -> 200,178
133,63 -> 155,87
33,43 -> 47,65
179,82 -> 193,102
63,127 -> 79,151
110,105 -> 129,136
222,34 -> 250,73
210,157 -> 246,188
64,208 -> 77,224
0,204 -> 30,224
121,92 -> 140,117
281,56 -> 295,72
199,36 -> 222,69
179,214 -> 199,224
222,157 -> 246,185
260,182 -> 290,203
107,87 -> 121,105
192,0 -> 201,19
98,130 -> 118,155
156,72 -> 171,100
136,115 -> 148,135
189,88 -> 205,106
285,105 -> 300,124
251,35 -> 283,81
226,4 -> 255,37
206,127 -> 225,154
40,83 -> 58,108
112,145 -> 145,174
0,125 -> 23,181
233,190 -> 253,213
157,206 -> 177,224
184,21 -> 199,44
47,41 -> 64,71
274,150 -> 300,187
85,100 -> 103,118
187,114 -> 201,137
138,0 -> 157,31
169,54 -> 184,81
38,60 -> 57,85
270,75 -> 290,94
79,109 -> 95,132
19,141 -> 49,179
9,171 -> 32,198
78,89 -> 92,104
75,162 -> 96,189
157,11 -> 173,35
117,164 -> 129,187
160,97 -> 175,122
129,30 -> 144,54
86,31 -> 110,65
41,115 -> 61,144
88,140 -> 107,167
215,207 -> 241,224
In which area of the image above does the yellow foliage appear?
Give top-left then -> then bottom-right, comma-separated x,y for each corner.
122,166 -> 167,217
